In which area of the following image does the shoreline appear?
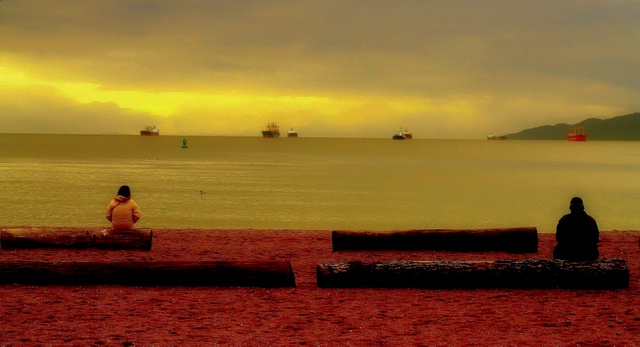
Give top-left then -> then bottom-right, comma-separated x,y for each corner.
0,228 -> 638,345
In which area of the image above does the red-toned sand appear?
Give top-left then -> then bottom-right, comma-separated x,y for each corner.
0,229 -> 639,346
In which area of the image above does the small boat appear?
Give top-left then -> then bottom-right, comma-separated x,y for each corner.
262,122 -> 281,138
287,128 -> 298,137
487,133 -> 507,140
181,137 -> 188,148
568,127 -> 587,141
140,125 -> 159,136
392,128 -> 407,140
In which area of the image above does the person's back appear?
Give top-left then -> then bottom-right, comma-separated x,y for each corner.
553,197 -> 599,261
106,185 -> 142,230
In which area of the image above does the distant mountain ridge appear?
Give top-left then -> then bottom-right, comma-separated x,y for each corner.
506,112 -> 640,140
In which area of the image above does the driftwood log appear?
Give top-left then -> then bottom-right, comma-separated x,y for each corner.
0,228 -> 152,250
0,260 -> 296,287
332,228 -> 538,253
316,259 -> 629,289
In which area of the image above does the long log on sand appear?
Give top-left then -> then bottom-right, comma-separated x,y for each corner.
332,228 -> 538,253
0,260 -> 296,287
0,228 -> 152,250
316,259 -> 629,289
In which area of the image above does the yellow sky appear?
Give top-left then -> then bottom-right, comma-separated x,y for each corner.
1,1 -> 638,138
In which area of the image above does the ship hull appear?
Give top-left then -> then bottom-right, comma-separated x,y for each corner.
262,131 -> 280,138
568,135 -> 587,141
140,131 -> 159,136
287,133 -> 298,138
392,135 -> 406,140
487,137 -> 507,140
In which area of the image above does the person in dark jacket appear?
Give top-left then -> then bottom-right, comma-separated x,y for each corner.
553,197 -> 599,261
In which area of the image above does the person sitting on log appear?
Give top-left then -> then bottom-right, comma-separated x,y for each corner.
106,185 -> 142,230
553,197 -> 599,261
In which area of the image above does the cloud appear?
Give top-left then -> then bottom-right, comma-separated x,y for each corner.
0,84 -> 156,134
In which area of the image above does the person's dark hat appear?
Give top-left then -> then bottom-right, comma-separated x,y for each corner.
570,197 -> 583,206
569,197 -> 584,211
117,185 -> 131,197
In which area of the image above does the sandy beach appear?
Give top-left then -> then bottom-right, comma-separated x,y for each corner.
0,229 -> 638,346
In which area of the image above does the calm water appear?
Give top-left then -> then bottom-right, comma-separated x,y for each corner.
1,134 -> 639,232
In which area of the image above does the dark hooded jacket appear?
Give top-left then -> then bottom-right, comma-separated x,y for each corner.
554,209 -> 599,261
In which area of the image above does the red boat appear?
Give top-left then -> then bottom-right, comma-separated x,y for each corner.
568,127 -> 587,141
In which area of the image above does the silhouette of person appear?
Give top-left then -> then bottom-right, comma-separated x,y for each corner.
553,197 -> 599,261
106,185 -> 142,230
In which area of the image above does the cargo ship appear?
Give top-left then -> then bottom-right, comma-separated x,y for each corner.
287,128 -> 298,137
140,125 -> 159,136
262,122 -> 280,138
568,127 -> 587,141
392,127 -> 411,140
487,133 -> 507,140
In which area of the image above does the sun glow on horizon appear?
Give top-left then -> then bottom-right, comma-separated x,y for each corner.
1,62 -> 451,131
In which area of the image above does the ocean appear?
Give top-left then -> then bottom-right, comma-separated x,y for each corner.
1,134 -> 639,232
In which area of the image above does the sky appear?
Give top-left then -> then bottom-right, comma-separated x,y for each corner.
1,1 -> 639,139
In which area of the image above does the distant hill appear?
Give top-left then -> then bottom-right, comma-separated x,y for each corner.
506,112 -> 640,140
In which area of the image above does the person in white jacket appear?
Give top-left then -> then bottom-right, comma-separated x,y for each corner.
106,185 -> 142,230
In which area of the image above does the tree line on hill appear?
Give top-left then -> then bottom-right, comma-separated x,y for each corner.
506,112 -> 640,140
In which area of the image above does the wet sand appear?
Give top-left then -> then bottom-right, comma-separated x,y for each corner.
0,229 -> 638,345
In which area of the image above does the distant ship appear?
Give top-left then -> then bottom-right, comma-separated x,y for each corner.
262,122 -> 280,138
568,126 -> 587,141
140,125 -> 159,136
487,133 -> 507,140
287,128 -> 298,138
392,127 -> 410,140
